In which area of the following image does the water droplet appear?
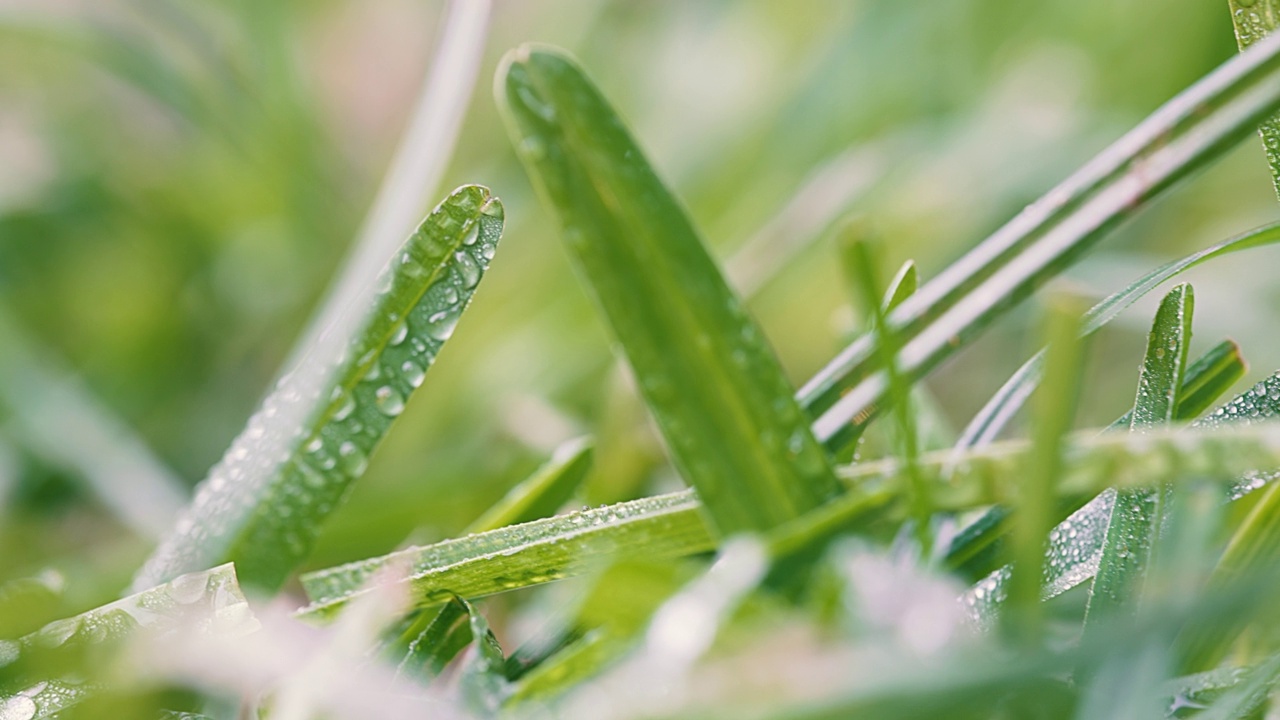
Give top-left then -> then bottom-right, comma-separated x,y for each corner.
338,442 -> 368,477
401,361 -> 426,388
332,392 -> 356,421
454,251 -> 482,289
306,437 -> 323,454
425,308 -> 460,341
461,221 -> 480,246
519,136 -> 547,161
481,199 -> 504,220
374,386 -> 405,417
390,321 -> 408,346
515,84 -> 556,121
0,695 -> 37,720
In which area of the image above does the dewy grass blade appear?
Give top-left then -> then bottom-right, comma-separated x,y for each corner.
1228,0 -> 1280,198
1005,294 -> 1086,646
497,45 -> 840,535
1083,285 -> 1194,641
962,372 -> 1280,626
297,492 -> 715,620
959,223 -> 1280,450
1,564 -> 254,719
798,33 -> 1280,452
944,339 -> 1244,580
133,185 -> 504,593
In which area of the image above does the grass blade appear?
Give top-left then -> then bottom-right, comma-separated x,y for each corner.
497,45 -> 840,535
297,492 -> 715,620
1005,294 -> 1086,645
1,564 -> 254,719
797,33 -> 1280,451
959,223 -> 1280,449
0,307 -> 187,540
287,0 -> 492,369
1228,0 -> 1280,197
133,185 -> 504,593
466,436 -> 593,534
1083,285 -> 1194,642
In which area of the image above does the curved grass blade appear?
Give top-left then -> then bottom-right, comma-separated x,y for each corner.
1228,0 -> 1280,198
466,436 -> 593,533
1082,285 -> 1194,643
298,492 -> 715,621
389,598 -> 472,682
497,44 -> 840,536
1,564 -> 254,719
133,185 -> 504,593
797,33 -> 1280,452
959,223 -> 1280,450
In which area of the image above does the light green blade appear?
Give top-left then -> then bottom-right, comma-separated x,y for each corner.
133,185 -> 504,593
1084,285 -> 1194,639
496,44 -> 839,535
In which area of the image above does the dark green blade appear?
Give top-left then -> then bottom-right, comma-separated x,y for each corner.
497,45 -> 839,536
133,185 -> 504,592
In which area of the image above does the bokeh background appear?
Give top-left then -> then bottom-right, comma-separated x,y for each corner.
1,0 -> 1278,620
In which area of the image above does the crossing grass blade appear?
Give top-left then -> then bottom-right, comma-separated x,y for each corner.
133,185 -> 504,593
943,338 -> 1245,579
1083,285 -> 1194,642
962,370 -> 1280,627
959,223 -> 1280,449
496,44 -> 841,536
796,34 -> 1280,453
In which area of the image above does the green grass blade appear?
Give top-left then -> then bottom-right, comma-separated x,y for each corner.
1083,285 -> 1194,642
297,492 -> 715,620
1005,294 -> 1086,645
457,597 -> 510,716
797,33 -> 1280,451
497,44 -> 840,536
959,222 -> 1280,450
1229,0 -> 1280,198
388,598 -> 473,682
1195,654 -> 1280,720
466,436 -> 593,534
133,185 -> 504,593
944,339 -> 1244,579
1,564 -> 253,719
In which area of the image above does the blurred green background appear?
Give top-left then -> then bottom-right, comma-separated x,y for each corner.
1,0 -> 1277,618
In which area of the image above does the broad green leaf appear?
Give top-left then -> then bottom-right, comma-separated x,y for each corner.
958,223 -> 1280,450
1228,0 -> 1280,198
797,34 -> 1280,453
1084,285 -> 1194,636
133,185 -> 504,593
1,565 -> 253,719
466,436 -> 593,533
497,44 -> 840,535
1005,294 -> 1086,645
297,492 -> 715,620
